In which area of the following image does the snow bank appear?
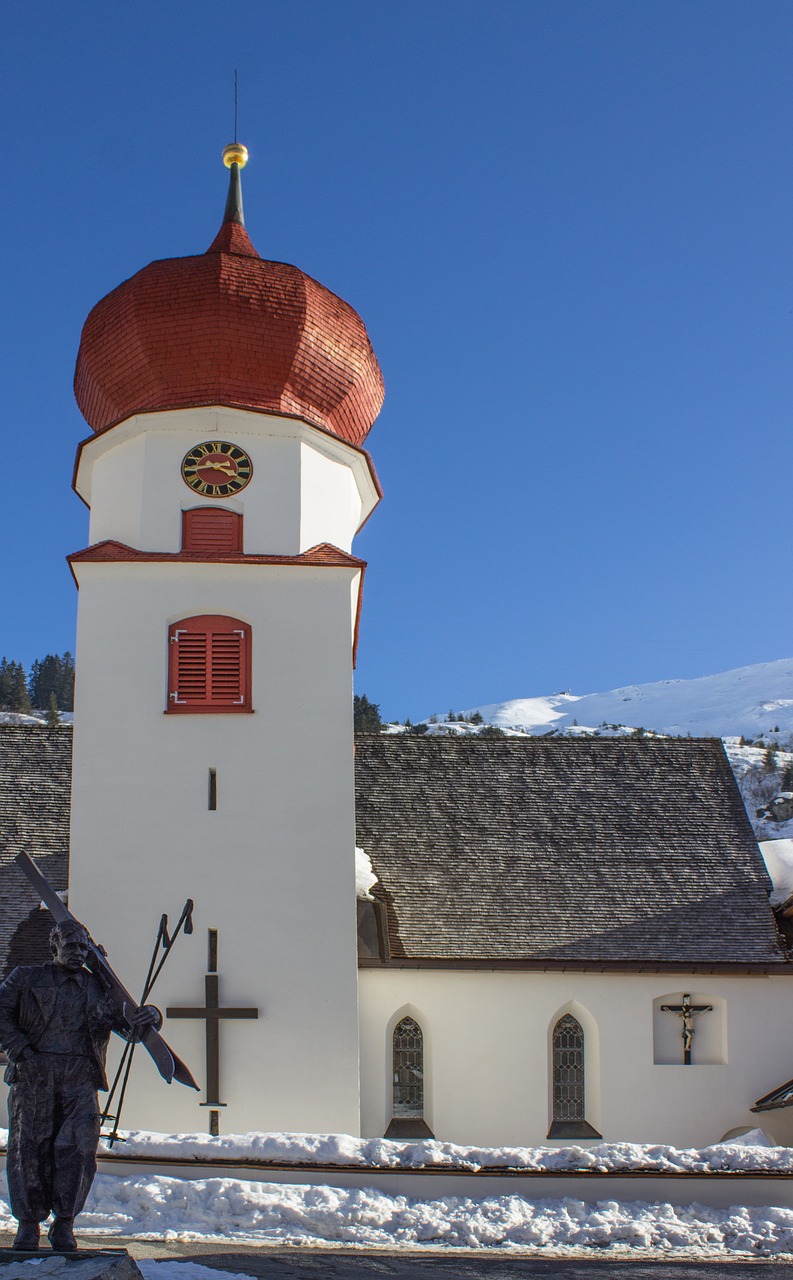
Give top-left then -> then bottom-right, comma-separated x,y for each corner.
3,1170 -> 793,1256
60,1126 -> 791,1173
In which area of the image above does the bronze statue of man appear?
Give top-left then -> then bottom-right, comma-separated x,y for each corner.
0,919 -> 161,1252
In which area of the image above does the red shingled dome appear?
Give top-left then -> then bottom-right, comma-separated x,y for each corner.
74,218 -> 384,447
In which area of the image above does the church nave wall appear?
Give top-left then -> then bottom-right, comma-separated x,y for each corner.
358,968 -> 793,1148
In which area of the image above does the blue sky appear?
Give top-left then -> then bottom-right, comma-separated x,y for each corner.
1,1 -> 791,721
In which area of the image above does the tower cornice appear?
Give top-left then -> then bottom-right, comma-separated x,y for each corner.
72,405 -> 382,529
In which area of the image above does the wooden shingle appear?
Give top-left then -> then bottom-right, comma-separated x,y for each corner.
355,736 -> 787,968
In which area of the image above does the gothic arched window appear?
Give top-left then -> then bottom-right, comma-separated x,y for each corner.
547,1013 -> 601,1139
393,1016 -> 423,1117
384,1015 -> 433,1139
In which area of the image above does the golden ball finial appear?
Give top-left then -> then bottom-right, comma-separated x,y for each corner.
223,142 -> 249,169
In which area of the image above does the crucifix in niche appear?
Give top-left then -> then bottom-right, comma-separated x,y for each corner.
660,993 -> 713,1064
167,928 -> 258,1133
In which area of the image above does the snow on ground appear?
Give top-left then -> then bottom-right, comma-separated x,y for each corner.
40,1126 -> 792,1173
139,1267 -> 253,1280
3,1170 -> 793,1257
7,1128 -> 793,1258
5,1125 -> 788,1176
0,711 -> 74,726
724,739 -> 793,842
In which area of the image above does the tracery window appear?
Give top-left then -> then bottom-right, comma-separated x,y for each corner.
385,1015 -> 433,1139
547,1013 -> 601,1139
393,1016 -> 423,1117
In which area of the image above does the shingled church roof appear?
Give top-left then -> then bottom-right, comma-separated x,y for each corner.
0,727 -> 787,974
0,725 -> 71,976
354,735 -> 788,970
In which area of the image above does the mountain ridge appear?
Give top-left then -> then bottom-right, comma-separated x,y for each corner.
449,657 -> 793,742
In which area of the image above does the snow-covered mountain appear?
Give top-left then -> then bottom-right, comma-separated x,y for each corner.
453,658 -> 793,741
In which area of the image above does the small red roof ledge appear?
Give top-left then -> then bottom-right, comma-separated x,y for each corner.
67,540 -> 368,666
67,540 -> 366,570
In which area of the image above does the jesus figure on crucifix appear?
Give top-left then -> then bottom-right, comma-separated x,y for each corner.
660,993 -> 713,1064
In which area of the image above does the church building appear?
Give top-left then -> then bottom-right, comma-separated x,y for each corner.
2,147 -> 793,1151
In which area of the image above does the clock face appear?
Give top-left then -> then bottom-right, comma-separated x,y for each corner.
181,441 -> 253,497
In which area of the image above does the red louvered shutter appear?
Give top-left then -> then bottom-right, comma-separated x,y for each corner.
167,616 -> 252,713
182,508 -> 243,553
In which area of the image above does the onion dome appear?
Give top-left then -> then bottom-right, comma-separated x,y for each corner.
74,145 -> 385,447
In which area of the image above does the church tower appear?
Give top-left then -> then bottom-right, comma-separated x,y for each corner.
67,145 -> 384,1134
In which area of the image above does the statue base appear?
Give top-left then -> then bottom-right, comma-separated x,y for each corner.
0,1250 -> 143,1280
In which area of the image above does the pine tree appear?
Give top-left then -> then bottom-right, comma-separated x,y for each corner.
0,658 -> 11,708
46,692 -> 61,728
28,652 -> 75,711
353,694 -> 383,734
0,658 -> 31,712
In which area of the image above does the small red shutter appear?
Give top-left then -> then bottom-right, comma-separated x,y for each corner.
182,508 -> 243,553
167,616 -> 252,712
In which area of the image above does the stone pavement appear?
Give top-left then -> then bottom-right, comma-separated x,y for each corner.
3,1234 -> 793,1278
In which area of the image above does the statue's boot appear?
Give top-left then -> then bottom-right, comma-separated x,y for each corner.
12,1221 -> 40,1250
48,1218 -> 77,1252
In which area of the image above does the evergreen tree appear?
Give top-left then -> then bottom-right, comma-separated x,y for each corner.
28,652 -> 75,711
46,692 -> 61,728
0,658 -> 31,712
353,694 -> 383,734
763,746 -> 778,774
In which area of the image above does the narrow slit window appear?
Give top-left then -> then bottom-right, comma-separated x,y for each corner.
208,769 -> 217,810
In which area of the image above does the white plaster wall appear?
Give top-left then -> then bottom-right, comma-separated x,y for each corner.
78,408 -> 375,555
88,433 -> 146,549
359,969 -> 793,1149
299,441 -> 362,554
68,561 -> 361,1136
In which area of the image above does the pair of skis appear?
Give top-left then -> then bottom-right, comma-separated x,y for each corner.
15,852 -> 199,1142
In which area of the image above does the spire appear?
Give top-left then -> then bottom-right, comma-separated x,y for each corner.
222,142 -> 247,225
207,143 -> 258,257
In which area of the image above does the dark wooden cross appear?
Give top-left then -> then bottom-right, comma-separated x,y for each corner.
166,929 -> 258,1119
660,992 -> 713,1064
